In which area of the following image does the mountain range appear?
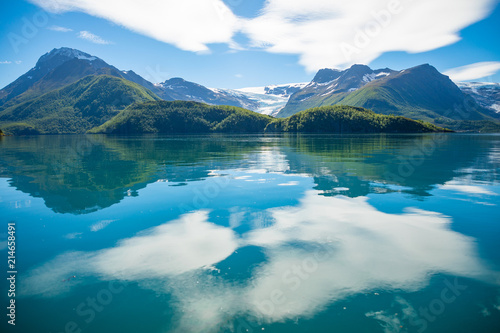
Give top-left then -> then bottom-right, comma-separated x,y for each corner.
0,47 -> 499,134
0,47 -> 301,116
277,64 -> 499,125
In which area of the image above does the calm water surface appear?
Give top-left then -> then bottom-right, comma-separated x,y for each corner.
1,134 -> 500,333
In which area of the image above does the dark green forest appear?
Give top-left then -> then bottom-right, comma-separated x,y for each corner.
89,100 -> 273,134
267,105 -> 450,133
0,75 -> 158,134
90,101 -> 448,134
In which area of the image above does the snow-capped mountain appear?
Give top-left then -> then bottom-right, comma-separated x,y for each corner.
36,47 -> 99,66
0,47 -> 178,109
216,88 -> 288,116
0,47 -> 114,107
237,82 -> 308,97
456,82 -> 500,113
305,65 -> 396,93
154,77 -> 259,110
229,83 -> 308,115
154,80 -> 309,116
6,47 -> 498,123
278,65 -> 397,117
278,64 -> 492,122
0,47 -> 308,115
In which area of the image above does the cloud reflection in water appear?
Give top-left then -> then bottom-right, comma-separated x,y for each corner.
21,191 -> 498,331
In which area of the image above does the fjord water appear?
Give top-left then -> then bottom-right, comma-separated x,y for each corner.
1,134 -> 500,333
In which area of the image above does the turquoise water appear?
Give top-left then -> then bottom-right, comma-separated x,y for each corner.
1,134 -> 500,333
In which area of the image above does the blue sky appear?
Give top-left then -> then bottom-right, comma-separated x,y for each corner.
0,0 -> 499,89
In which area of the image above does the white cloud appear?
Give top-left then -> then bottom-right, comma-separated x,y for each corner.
20,211 -> 239,296
20,191 -> 500,332
93,211 -> 239,280
242,0 -> 496,71
90,219 -> 116,232
439,180 -> 497,195
0,61 -> 12,64
48,25 -> 73,32
15,60 -> 22,64
31,0 -> 239,52
29,0 -> 496,71
277,181 -> 299,186
444,61 -> 500,81
366,296 -> 423,333
63,232 -> 82,239
77,30 -> 112,44
366,310 -> 403,333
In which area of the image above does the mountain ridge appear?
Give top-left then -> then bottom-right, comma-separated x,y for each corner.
0,74 -> 159,134
0,47 -> 175,110
1,47 -> 499,133
277,64 -> 496,126
0,47 -> 301,114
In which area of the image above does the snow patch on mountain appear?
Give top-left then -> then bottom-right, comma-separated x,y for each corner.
41,47 -> 95,63
375,72 -> 391,78
314,78 -> 339,86
456,81 -> 500,113
237,82 -> 307,97
236,86 -> 267,95
76,55 -> 96,61
362,73 -> 376,82
216,87 -> 291,116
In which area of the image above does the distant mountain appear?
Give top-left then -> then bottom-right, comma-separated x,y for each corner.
230,83 -> 308,116
0,47 -> 301,115
0,47 -> 175,111
120,69 -> 173,100
211,88 -> 287,116
154,77 -> 259,110
0,48 -> 115,107
278,64 -> 494,125
2,47 -> 498,134
457,82 -> 500,114
0,75 -> 159,134
278,65 -> 396,117
239,82 -> 308,98
153,79 -> 311,115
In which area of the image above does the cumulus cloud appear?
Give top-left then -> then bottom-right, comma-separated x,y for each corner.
77,30 -> 112,44
31,0 -> 239,52
242,0 -> 496,71
0,61 -> 12,64
29,0 -> 496,71
47,25 -> 73,32
444,61 -> 500,81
